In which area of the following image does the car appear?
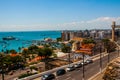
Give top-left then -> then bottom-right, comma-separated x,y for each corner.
66,65 -> 75,71
56,69 -> 66,76
74,63 -> 82,68
81,61 -> 88,65
86,59 -> 93,64
41,73 -> 55,80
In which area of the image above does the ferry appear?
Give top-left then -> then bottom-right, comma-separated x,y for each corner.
2,36 -> 16,40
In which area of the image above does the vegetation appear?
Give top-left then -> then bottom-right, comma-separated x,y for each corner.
102,39 -> 116,52
61,43 -> 71,53
56,37 -> 62,42
0,44 -> 55,75
0,53 -> 25,74
18,72 -> 37,79
82,38 -> 96,44
30,66 -> 38,71
21,45 -> 54,61
9,49 -> 17,54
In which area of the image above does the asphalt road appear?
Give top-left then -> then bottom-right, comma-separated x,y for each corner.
55,51 -> 119,80
1,51 -> 118,80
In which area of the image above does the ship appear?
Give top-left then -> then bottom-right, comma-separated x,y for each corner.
2,36 -> 16,40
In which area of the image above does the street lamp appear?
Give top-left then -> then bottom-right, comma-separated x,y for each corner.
82,53 -> 85,80
99,44 -> 102,73
118,47 -> 119,57
107,49 -> 110,63
68,53 -> 71,66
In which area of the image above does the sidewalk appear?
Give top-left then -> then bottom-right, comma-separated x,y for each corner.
90,71 -> 104,80
89,57 -> 120,80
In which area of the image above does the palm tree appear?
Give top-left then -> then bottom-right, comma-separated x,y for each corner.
61,43 -> 71,65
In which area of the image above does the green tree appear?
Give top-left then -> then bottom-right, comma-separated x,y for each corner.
102,39 -> 110,52
61,44 -> 71,53
9,49 -> 17,54
102,39 -> 116,52
21,49 -> 29,62
82,38 -> 95,44
56,37 -> 62,42
37,48 -> 44,58
28,45 -> 39,54
43,47 -> 53,58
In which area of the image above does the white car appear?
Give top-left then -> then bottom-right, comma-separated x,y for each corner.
74,63 -> 82,68
66,66 -> 75,71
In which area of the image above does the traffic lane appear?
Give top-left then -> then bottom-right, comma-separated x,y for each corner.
39,51 -> 118,80
85,52 -> 118,80
56,52 -> 118,80
56,57 -> 101,80
72,52 -> 118,80
56,70 -> 81,80
68,57 -> 103,80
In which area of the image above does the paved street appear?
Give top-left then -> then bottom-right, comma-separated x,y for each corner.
1,51 -> 119,80
55,51 -> 118,80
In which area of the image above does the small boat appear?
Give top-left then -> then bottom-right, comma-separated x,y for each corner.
2,36 -> 16,40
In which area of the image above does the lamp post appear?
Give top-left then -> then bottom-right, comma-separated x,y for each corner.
99,44 -> 102,73
118,47 -> 119,57
68,53 -> 71,66
107,49 -> 110,63
82,53 -> 85,80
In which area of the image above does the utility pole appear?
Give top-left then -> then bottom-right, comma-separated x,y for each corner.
82,53 -> 85,80
107,49 -> 110,63
68,53 -> 71,66
118,47 -> 119,57
99,45 -> 102,73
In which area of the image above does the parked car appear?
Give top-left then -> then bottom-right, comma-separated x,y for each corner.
74,63 -> 82,68
86,59 -> 93,64
56,69 -> 66,76
41,73 -> 55,80
66,65 -> 75,71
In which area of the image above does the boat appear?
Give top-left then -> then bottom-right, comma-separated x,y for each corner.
2,36 -> 16,40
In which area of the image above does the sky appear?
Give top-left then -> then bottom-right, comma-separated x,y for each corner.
0,0 -> 120,31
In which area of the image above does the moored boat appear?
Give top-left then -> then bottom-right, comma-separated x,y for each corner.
2,36 -> 16,40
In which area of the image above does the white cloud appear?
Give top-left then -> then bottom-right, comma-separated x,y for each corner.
57,17 -> 120,30
0,17 -> 120,31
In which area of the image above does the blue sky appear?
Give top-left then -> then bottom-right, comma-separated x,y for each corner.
0,0 -> 120,31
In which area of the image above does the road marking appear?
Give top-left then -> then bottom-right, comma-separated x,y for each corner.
66,74 -> 71,76
65,77 -> 71,80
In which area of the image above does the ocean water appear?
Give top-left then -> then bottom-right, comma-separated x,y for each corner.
0,31 -> 61,52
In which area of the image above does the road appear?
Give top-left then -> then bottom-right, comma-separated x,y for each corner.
55,51 -> 118,80
1,51 -> 118,80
